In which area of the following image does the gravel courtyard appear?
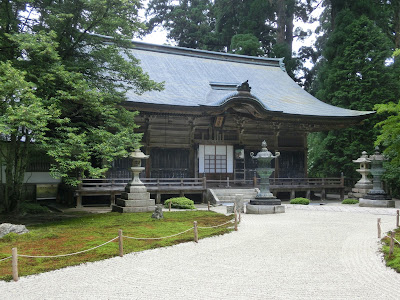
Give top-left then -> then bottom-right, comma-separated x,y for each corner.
1,205 -> 400,300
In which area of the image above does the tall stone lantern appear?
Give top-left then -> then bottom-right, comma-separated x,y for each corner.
246,141 -> 285,214
348,151 -> 373,199
112,149 -> 156,213
359,147 -> 394,208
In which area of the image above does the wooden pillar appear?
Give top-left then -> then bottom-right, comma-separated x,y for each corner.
303,133 -> 308,178
76,194 -> 82,208
156,193 -> 161,204
189,118 -> 195,177
275,131 -> 280,178
321,188 -> 326,200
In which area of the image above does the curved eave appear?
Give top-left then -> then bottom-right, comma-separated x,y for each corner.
123,98 -> 375,124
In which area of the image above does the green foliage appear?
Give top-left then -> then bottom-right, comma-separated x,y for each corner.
20,202 -> 51,214
374,55 -> 400,198
381,229 -> 400,273
341,199 -> 359,204
0,0 -> 163,212
146,0 -> 315,75
230,34 -> 263,56
164,197 -> 196,209
290,197 -> 310,205
308,11 -> 400,181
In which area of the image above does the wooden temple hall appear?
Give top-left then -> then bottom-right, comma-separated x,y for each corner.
80,40 -> 374,203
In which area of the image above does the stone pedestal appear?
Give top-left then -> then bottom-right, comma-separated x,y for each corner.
348,151 -> 373,199
358,147 -> 393,208
246,203 -> 285,214
111,149 -> 155,213
359,198 -> 395,208
112,185 -> 155,213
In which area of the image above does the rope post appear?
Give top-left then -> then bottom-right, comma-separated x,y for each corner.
118,229 -> 124,257
378,218 -> 381,239
12,247 -> 18,282
390,231 -> 395,255
193,221 -> 198,243
169,201 -> 171,212
208,201 -> 210,211
234,210 -> 238,231
397,210 -> 399,228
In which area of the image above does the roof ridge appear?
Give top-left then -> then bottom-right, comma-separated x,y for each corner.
131,40 -> 285,69
92,34 -> 284,69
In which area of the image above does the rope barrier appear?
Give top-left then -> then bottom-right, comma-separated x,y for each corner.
0,256 -> 12,262
123,227 -> 194,240
197,219 -> 234,229
18,237 -> 119,258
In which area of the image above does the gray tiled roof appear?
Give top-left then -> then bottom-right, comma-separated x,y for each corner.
125,41 -> 374,118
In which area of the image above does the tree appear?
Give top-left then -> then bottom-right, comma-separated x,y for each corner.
230,33 -> 263,56
0,0 -> 163,213
146,0 -> 220,50
146,0 -> 316,76
307,10 -> 400,182
374,49 -> 400,197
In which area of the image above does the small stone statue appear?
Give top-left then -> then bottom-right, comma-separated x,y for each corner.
151,205 -> 164,219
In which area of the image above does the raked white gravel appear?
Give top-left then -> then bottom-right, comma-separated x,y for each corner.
1,206 -> 400,300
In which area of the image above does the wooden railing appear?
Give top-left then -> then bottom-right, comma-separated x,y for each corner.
75,177 -> 345,207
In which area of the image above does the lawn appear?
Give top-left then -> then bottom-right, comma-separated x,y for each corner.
0,210 -> 234,281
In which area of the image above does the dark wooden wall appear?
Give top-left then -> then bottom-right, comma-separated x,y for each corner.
108,110 -> 309,179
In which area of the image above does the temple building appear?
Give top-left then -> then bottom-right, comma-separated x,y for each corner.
108,41 -> 374,182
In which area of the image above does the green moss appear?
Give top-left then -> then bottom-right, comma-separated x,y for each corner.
0,210 -> 232,280
290,197 -> 310,205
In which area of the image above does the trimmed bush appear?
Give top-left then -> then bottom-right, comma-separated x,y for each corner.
20,202 -> 51,214
164,197 -> 196,209
290,197 -> 310,205
342,198 -> 359,204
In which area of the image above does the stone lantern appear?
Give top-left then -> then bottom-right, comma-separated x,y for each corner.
112,149 -> 156,213
246,141 -> 285,214
359,147 -> 394,208
348,151 -> 373,199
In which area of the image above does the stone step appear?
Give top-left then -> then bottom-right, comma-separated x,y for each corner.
209,188 -> 258,204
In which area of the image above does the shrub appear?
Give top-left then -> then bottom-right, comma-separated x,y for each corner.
342,198 -> 359,204
20,202 -> 51,214
290,197 -> 310,205
164,197 -> 196,209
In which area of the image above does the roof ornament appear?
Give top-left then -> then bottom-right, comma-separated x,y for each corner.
237,80 -> 251,92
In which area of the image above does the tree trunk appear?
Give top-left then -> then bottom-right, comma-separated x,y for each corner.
276,0 -> 286,45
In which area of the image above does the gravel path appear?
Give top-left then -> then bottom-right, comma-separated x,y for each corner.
1,206 -> 400,300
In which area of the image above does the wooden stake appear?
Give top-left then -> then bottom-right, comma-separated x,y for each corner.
397,210 -> 399,228
118,229 -> 124,257
194,221 -> 198,243
378,218 -> 381,239
234,211 -> 238,231
169,201 -> 171,212
208,201 -> 210,211
390,231 -> 395,255
12,247 -> 18,282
